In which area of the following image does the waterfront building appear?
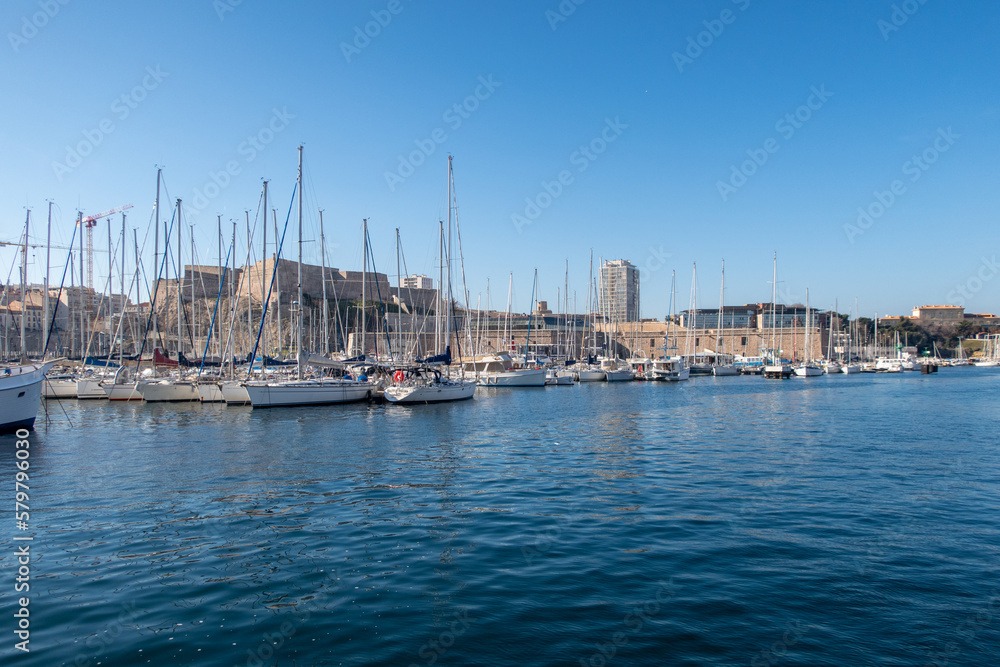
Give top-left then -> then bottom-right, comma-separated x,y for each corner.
599,259 -> 640,323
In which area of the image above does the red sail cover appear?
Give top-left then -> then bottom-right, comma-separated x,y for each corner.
153,348 -> 179,367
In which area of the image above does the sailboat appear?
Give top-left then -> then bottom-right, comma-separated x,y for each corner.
136,198 -> 199,402
763,253 -> 792,379
651,270 -> 690,381
793,289 -> 823,376
1,213 -> 57,431
712,260 -> 738,376
385,156 -> 475,404
244,146 -> 375,408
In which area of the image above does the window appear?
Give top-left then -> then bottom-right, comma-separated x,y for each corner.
741,337 -> 747,345
650,338 -> 655,347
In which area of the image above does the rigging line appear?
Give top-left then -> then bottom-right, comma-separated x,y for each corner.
246,183 -> 298,379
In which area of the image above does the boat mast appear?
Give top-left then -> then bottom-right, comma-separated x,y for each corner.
217,215 -> 222,360
769,251 -> 777,363
154,168 -> 161,344
394,227 -> 400,360
445,156 -> 454,360
176,199 -> 183,358
436,220 -> 443,355
361,218 -> 368,354
78,210 -> 85,359
20,210 -> 29,361
321,210 -> 330,356
43,202 -> 52,358
717,259 -> 725,363
120,212 -> 126,365
296,145 -> 304,380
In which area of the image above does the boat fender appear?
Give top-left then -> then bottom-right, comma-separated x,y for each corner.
358,374 -> 368,382
393,370 -> 404,383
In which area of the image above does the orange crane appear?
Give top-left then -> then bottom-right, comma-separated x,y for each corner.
80,204 -> 132,289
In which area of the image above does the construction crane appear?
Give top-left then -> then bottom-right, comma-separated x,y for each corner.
80,204 -> 132,289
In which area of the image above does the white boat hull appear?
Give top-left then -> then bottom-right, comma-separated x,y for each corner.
138,381 -> 200,402
577,369 -> 606,382
476,368 -> 546,386
244,380 -> 372,407
604,369 -> 634,382
221,381 -> 252,405
104,382 -> 143,400
545,372 -> 575,385
42,377 -> 78,398
385,380 -> 475,404
77,378 -> 110,399
841,364 -> 862,374
197,382 -> 225,403
793,365 -> 823,377
0,362 -> 52,432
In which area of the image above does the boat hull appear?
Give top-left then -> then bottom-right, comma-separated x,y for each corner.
244,381 -> 372,407
138,381 -> 200,402
197,382 -> 225,403
793,365 -> 824,377
221,381 -> 251,405
577,369 -> 606,382
385,381 -> 475,404
104,382 -> 143,400
77,378 -> 110,399
476,368 -> 546,386
43,377 -> 78,398
0,363 -> 53,433
604,369 -> 634,382
712,365 -> 739,377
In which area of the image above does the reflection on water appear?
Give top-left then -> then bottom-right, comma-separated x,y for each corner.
2,370 -> 999,665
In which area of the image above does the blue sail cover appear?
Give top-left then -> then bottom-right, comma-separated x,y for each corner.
419,346 -> 452,366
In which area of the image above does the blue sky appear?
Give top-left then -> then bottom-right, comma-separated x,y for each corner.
2,0 -> 998,319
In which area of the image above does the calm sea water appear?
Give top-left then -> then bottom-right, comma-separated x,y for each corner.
2,369 -> 999,666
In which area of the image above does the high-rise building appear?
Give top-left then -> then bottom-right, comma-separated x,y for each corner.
401,274 -> 434,290
599,259 -> 640,322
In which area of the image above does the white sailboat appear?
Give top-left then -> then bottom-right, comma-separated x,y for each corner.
764,253 -> 792,379
385,156 -> 475,404
245,146 -> 375,408
1,214 -> 58,431
793,289 -> 823,377
652,270 -> 690,381
1,362 -> 56,432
